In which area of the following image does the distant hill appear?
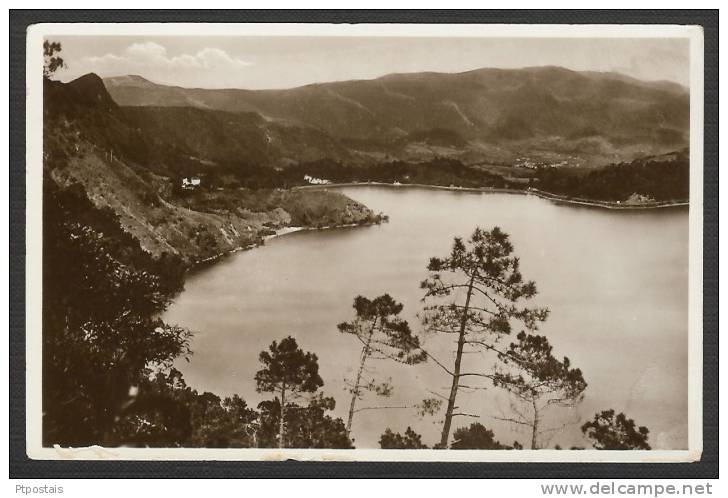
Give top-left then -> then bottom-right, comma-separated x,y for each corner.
46,73 -> 353,174
105,66 -> 689,166
120,106 -> 352,169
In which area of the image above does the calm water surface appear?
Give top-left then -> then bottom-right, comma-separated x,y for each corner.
164,187 -> 689,449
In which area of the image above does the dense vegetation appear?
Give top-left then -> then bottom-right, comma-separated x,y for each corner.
535,150 -> 689,202
179,157 -> 508,191
43,179 -> 189,446
183,153 -> 689,205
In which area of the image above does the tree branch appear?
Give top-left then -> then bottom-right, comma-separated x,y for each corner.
353,405 -> 411,414
452,412 -> 481,418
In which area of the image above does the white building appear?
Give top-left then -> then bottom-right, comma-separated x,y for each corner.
182,176 -> 201,189
303,174 -> 331,185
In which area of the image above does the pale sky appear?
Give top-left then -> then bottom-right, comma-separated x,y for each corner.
52,36 -> 690,90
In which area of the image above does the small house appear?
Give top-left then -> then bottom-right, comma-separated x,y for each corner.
182,176 -> 202,190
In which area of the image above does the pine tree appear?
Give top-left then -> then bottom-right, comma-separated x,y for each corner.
581,410 -> 651,450
337,294 -> 427,435
254,337 -> 324,448
451,423 -> 507,449
43,40 -> 65,80
421,226 -> 548,448
256,393 -> 353,449
379,427 -> 428,449
492,332 -> 587,449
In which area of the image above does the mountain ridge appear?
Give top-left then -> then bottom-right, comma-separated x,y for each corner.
104,65 -> 689,167
103,65 -> 688,94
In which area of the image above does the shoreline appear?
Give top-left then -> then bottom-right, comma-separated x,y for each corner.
189,219 -> 385,271
188,181 -> 687,272
293,182 -> 689,211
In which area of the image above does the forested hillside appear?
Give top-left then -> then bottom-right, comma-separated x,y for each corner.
43,74 -> 382,264
106,66 -> 689,167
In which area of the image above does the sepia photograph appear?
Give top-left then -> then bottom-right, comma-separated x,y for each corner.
23,21 -> 705,463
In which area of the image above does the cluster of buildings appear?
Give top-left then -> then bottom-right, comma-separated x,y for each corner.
514,157 -> 578,169
303,174 -> 331,185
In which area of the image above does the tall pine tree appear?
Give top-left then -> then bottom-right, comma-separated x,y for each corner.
421,227 -> 548,448
255,337 -> 324,448
337,294 -> 426,435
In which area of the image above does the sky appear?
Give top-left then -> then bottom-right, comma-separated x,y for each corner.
52,35 -> 690,90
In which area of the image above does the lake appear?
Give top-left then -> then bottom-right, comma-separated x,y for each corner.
164,186 -> 689,449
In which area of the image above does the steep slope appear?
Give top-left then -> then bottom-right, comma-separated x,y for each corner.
120,106 -> 352,169
105,66 -> 689,165
44,74 -> 381,264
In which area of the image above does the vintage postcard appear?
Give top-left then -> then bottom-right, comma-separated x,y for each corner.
25,22 -> 704,462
